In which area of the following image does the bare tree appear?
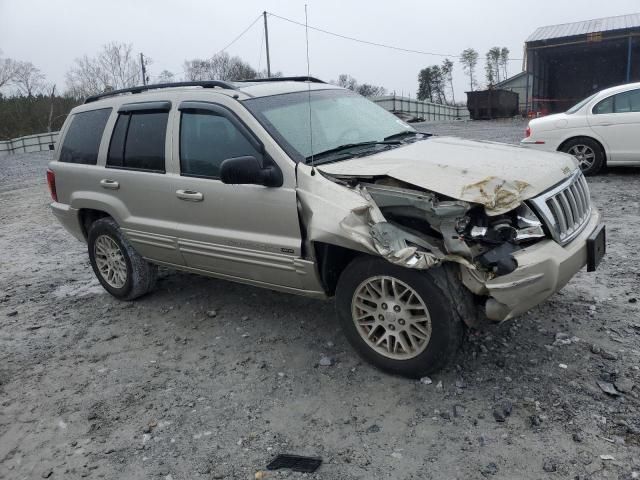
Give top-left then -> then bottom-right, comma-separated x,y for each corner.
155,70 -> 175,84
13,61 -> 45,97
335,74 -> 358,91
182,52 -> 257,82
182,59 -> 211,81
332,74 -> 386,97
46,84 -> 56,132
499,47 -> 510,81
441,58 -> 455,104
0,51 -> 18,90
66,42 -> 140,98
485,47 -> 502,85
460,48 -> 479,92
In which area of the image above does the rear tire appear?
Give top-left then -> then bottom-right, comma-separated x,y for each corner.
87,217 -> 157,300
560,137 -> 604,176
335,257 -> 464,378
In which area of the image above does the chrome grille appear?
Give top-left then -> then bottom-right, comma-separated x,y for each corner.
529,170 -> 592,245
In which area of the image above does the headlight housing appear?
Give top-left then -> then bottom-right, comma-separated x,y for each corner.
461,203 -> 546,245
514,203 -> 546,242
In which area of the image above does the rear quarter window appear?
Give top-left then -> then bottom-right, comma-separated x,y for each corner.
59,108 -> 112,164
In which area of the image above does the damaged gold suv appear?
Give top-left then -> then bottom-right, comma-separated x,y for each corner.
48,78 -> 606,378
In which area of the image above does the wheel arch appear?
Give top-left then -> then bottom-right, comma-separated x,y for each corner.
78,208 -> 112,240
557,135 -> 608,165
313,241 -> 365,297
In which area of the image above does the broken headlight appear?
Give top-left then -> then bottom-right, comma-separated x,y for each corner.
462,203 -> 546,245
513,203 -> 546,242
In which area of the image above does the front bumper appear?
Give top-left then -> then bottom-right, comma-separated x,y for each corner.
481,208 -> 602,321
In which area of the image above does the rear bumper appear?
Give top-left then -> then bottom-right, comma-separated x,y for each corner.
482,208 -> 601,321
50,202 -> 84,241
520,138 -> 557,152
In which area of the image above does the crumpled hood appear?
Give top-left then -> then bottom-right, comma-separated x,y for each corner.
317,136 -> 578,215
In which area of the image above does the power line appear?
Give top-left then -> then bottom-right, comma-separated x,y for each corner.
267,11 -> 523,61
212,14 -> 263,57
149,14 -> 263,81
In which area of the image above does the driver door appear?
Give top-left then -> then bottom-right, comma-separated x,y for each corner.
170,100 -> 305,289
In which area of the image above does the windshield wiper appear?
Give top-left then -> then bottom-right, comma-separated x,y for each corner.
306,140 -> 399,164
383,131 -> 421,141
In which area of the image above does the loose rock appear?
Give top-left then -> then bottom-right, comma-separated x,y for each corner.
319,356 -> 333,367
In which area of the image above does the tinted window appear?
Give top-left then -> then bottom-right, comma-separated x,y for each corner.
593,96 -> 613,115
59,108 -> 111,164
106,114 -> 128,167
180,110 -> 261,178
612,89 -> 640,113
107,111 -> 168,172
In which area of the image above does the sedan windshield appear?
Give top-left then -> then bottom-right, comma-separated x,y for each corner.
243,89 -> 418,163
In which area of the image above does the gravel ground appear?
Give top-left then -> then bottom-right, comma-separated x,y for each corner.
1,121 -> 639,480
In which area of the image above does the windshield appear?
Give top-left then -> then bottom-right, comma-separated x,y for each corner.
243,89 -> 416,163
565,93 -> 598,114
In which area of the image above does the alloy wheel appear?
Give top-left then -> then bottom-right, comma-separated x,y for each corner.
351,275 -> 432,360
567,144 -> 596,171
94,235 -> 127,289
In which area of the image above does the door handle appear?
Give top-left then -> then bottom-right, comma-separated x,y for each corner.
176,189 -> 204,202
100,179 -> 120,190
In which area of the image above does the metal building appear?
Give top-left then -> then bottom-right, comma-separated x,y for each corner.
525,13 -> 640,114
495,71 -> 533,112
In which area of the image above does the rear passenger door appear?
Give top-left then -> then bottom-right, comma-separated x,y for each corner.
101,101 -> 183,264
588,88 -> 640,163
171,100 -> 305,289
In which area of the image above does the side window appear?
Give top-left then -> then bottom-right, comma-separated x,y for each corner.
593,90 -> 640,115
107,111 -> 168,172
180,109 -> 261,178
613,89 -> 640,113
593,96 -> 613,115
59,108 -> 111,164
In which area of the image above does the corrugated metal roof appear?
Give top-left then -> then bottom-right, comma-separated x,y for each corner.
527,13 -> 640,42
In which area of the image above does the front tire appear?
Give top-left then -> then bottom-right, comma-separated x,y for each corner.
335,257 -> 464,378
561,137 -> 604,176
87,217 -> 157,300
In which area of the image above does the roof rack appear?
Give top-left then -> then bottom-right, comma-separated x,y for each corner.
235,76 -> 326,84
84,81 -> 237,104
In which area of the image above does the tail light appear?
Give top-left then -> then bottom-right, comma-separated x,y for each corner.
525,125 -> 531,138
46,169 -> 58,202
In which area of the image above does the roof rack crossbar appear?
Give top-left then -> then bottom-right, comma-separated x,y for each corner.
235,76 -> 326,84
84,81 -> 238,104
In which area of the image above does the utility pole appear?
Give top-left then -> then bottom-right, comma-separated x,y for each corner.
263,11 -> 271,77
140,53 -> 147,86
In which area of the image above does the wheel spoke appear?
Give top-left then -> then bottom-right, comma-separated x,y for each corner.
396,333 -> 410,353
408,326 -> 428,341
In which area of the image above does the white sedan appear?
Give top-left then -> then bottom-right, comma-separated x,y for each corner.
521,82 -> 640,175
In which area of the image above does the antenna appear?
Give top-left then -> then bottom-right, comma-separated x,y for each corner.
304,4 -> 315,174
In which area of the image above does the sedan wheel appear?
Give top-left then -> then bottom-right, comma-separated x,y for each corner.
567,144 -> 596,171
561,137 -> 604,176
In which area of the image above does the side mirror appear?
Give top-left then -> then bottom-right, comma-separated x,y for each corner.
219,156 -> 283,187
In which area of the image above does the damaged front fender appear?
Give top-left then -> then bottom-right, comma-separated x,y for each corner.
296,164 -> 476,271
